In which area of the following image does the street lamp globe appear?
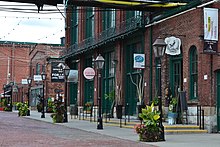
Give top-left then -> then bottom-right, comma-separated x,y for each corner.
153,38 -> 167,58
63,65 -> 70,77
95,54 -> 105,69
41,71 -> 47,81
27,77 -> 32,86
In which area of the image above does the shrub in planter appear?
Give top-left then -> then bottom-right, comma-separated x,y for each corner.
16,102 -> 29,116
46,100 -> 54,113
37,102 -> 43,112
50,99 -> 64,123
135,103 -> 161,142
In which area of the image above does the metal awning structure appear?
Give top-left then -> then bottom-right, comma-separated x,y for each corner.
67,0 -> 188,11
0,0 -> 63,5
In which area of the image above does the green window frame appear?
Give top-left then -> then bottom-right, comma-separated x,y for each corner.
103,51 -> 115,113
36,63 -> 40,75
102,8 -> 116,30
86,7 -> 95,38
189,46 -> 198,100
71,6 -> 78,44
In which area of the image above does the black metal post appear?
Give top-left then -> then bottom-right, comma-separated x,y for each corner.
41,82 -> 45,118
64,76 -> 68,122
157,58 -> 165,141
10,85 -> 13,111
97,70 -> 103,129
27,86 -> 30,116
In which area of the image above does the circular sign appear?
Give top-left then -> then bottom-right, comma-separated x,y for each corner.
83,67 -> 95,80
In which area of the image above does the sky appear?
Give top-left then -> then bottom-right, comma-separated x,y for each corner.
0,2 -> 65,44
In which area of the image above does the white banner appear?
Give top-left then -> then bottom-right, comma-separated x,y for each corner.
204,8 -> 218,41
133,54 -> 145,69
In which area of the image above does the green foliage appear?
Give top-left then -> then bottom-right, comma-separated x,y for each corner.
104,90 -> 115,102
51,99 -> 64,123
152,96 -> 159,105
136,103 -> 161,142
168,97 -> 178,112
139,103 -> 160,128
16,102 -> 29,116
47,100 -> 54,113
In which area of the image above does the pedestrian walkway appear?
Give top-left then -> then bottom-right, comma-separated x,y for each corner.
23,111 -> 220,147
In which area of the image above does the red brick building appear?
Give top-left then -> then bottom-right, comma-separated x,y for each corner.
29,44 -> 64,107
62,0 -> 220,132
0,42 -> 31,103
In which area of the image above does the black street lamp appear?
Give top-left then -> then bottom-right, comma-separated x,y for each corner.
63,65 -> 70,123
27,77 -> 32,116
41,71 -> 47,118
95,54 -> 105,130
153,37 -> 167,141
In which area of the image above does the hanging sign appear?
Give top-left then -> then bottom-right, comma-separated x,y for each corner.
204,8 -> 218,41
165,36 -> 181,56
51,62 -> 65,82
133,54 -> 145,69
83,67 -> 95,80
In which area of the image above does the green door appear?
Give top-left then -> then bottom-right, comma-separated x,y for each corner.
69,82 -> 77,105
170,56 -> 183,96
84,57 -> 94,104
216,71 -> 220,131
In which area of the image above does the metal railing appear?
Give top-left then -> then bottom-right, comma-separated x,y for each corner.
197,105 -> 205,130
62,16 -> 142,57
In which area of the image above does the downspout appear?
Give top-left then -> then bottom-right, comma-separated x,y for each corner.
149,24 -> 153,103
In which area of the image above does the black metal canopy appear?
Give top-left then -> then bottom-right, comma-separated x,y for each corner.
0,0 -> 63,5
67,0 -> 189,11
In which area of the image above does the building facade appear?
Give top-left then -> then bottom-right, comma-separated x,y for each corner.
63,0 -> 220,132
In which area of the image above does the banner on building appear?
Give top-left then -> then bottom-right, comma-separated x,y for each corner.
133,54 -> 145,69
165,36 -> 181,56
204,8 -> 218,41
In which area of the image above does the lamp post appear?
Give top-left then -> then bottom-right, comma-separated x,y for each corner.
63,65 -> 70,123
27,77 -> 32,116
95,54 -> 105,130
41,71 -> 47,118
153,37 -> 167,141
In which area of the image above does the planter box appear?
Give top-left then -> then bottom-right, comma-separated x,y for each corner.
168,112 -> 177,125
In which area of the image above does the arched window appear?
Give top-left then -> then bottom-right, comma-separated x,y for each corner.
189,46 -> 198,100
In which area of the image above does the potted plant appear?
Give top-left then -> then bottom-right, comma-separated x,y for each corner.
46,99 -> 54,113
37,101 -> 43,112
134,103 -> 161,142
105,90 -> 115,118
115,82 -> 123,119
167,97 -> 178,125
51,99 -> 64,123
16,102 -> 29,116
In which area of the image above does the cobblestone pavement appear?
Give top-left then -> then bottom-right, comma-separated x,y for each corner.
0,112 -> 155,147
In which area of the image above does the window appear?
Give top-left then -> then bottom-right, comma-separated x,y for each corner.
36,63 -> 40,75
72,6 -> 78,44
86,7 -> 95,38
189,46 -> 198,100
102,8 -> 116,30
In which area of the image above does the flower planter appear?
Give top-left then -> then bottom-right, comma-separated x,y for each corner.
168,112 -> 177,125
137,104 -> 145,120
116,105 -> 123,119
